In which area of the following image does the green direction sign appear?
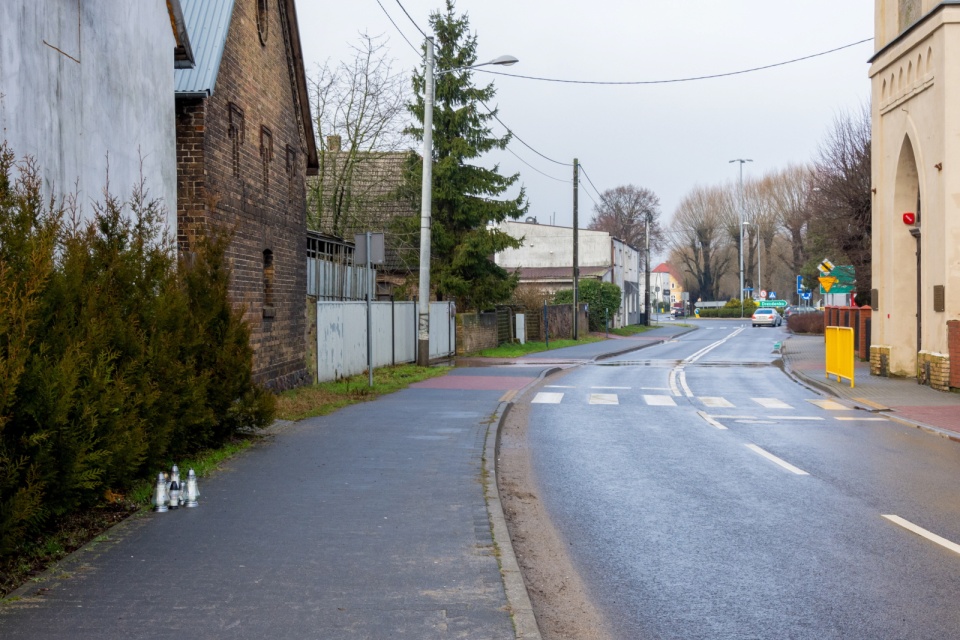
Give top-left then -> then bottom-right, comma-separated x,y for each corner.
760,300 -> 787,308
819,264 -> 856,294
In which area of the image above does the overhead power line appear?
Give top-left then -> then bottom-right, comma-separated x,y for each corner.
373,0 -> 421,55
474,37 -> 873,85
393,0 -> 428,39
478,99 -> 571,167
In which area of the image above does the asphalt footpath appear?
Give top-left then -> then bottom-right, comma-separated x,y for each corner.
781,332 -> 960,440
0,324 -> 691,639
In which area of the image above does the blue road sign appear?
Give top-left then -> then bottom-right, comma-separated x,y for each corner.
797,275 -> 803,294
801,292 -> 812,300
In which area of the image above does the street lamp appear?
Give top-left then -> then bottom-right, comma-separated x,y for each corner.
730,158 -> 752,318
417,38 -> 518,365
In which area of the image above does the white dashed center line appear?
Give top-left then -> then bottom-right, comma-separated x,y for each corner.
745,444 -> 809,475
882,515 -> 960,556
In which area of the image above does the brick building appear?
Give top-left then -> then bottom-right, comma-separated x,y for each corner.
175,0 -> 318,390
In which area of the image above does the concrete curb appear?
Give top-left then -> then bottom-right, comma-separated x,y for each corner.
485,400 -> 541,640
590,325 -> 699,363
780,341 -> 960,446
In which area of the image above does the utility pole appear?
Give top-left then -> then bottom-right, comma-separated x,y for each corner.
573,158 -> 579,340
417,38 -> 435,366
730,158 -> 752,318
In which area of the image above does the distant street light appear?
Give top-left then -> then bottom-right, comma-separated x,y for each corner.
730,158 -> 752,318
417,39 -> 518,365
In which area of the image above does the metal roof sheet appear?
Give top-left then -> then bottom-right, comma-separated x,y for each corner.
174,0 -> 235,96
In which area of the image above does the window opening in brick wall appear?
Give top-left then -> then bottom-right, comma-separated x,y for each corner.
263,249 -> 275,319
257,0 -> 269,45
228,103 -> 245,177
260,126 -> 273,193
285,144 -> 298,179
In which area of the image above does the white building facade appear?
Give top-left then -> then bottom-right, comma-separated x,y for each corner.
495,219 -> 644,328
0,1 -> 191,230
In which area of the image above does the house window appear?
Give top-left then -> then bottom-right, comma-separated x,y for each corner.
228,102 -> 245,177
260,126 -> 273,192
263,249 -> 275,319
257,0 -> 269,45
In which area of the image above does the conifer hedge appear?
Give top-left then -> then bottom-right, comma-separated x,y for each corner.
0,144 -> 275,557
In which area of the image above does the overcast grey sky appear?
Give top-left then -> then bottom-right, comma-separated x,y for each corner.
296,1 -> 873,229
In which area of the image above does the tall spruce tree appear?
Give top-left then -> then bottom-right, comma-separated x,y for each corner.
397,0 -> 527,310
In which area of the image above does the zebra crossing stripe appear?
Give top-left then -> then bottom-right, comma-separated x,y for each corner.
701,397 -> 734,408
752,398 -> 793,409
532,392 -> 564,404
589,394 -> 619,405
644,395 -> 677,406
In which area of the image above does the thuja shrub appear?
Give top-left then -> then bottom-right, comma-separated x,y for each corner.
0,144 -> 273,557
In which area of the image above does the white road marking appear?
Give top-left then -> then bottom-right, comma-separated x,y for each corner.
700,397 -> 734,408
882,515 -> 960,556
644,395 -> 677,406
835,417 -> 888,421
752,398 -> 793,409
545,385 -> 575,389
640,387 -> 672,391
589,394 -> 619,405
591,386 -> 630,390
532,392 -> 564,404
807,399 -> 852,411
697,410 -> 728,430
745,444 -> 809,475
668,370 -> 681,397
766,416 -> 824,421
678,369 -> 693,397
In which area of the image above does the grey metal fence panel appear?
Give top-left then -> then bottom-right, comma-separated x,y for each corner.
307,257 -> 375,300
393,302 -> 417,364
429,302 -> 456,359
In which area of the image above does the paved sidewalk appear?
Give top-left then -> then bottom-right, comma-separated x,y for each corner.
0,326 -> 684,639
781,333 -> 960,439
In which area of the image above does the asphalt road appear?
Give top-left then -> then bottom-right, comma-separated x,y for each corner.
521,320 -> 960,639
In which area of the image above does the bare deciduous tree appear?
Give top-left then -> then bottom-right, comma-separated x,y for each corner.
307,34 -> 410,238
669,185 -> 733,301
765,164 -> 814,282
587,185 -> 665,252
808,105 -> 872,304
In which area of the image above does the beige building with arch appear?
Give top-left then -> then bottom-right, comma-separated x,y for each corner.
869,0 -> 960,388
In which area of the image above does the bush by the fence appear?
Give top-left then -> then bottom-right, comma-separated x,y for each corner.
554,280 -> 622,331
0,144 -> 273,558
788,312 -> 825,334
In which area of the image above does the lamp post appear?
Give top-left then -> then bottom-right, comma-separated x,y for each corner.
417,38 -> 518,365
644,212 -> 651,326
730,158 -> 752,318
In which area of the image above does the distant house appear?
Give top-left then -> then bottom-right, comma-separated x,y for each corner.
306,137 -> 418,297
175,0 -> 319,391
0,0 -> 192,226
494,219 -> 642,328
651,263 -> 685,309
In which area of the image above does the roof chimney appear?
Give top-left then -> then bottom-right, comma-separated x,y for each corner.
326,135 -> 342,152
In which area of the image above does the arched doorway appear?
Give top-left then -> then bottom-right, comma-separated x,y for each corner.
892,135 -> 920,373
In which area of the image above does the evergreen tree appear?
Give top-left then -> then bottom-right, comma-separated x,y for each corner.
396,0 -> 527,310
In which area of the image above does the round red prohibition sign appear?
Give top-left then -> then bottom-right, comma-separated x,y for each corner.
902,212 -> 916,225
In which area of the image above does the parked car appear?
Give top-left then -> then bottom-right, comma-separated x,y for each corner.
751,308 -> 782,327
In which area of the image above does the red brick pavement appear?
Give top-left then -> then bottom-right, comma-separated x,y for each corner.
411,375 -> 536,391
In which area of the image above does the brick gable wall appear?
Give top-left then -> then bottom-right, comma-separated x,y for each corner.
175,0 -> 310,391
